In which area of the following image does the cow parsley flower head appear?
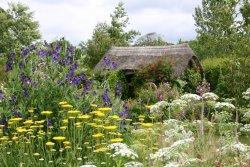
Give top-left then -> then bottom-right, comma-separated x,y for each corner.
202,92 -> 219,101
169,99 -> 187,111
215,102 -> 235,111
150,101 -> 169,118
242,88 -> 250,100
79,165 -> 97,167
180,94 -> 202,103
108,143 -> 138,159
164,162 -> 180,167
124,161 -> 143,167
240,124 -> 250,133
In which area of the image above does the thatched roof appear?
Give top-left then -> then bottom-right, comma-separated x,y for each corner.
94,43 -> 203,77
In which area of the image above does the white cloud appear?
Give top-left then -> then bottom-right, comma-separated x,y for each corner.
0,0 -> 201,45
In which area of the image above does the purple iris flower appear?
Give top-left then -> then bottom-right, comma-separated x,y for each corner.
0,116 -> 8,132
10,95 -> 17,104
102,89 -> 111,106
37,50 -> 47,57
21,47 -> 30,58
47,119 -> 53,127
83,79 -> 92,95
20,73 -> 31,85
5,52 -> 16,72
23,88 -> 29,98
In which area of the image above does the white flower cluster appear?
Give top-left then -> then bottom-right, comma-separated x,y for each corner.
150,130 -> 194,160
164,162 -> 180,167
169,99 -> 187,111
242,88 -> 250,100
108,143 -> 138,159
79,165 -> 97,167
124,161 -> 143,167
202,92 -> 219,101
165,124 -> 193,142
240,124 -> 250,133
215,102 -> 235,111
150,101 -> 169,116
218,141 -> 250,155
242,110 -> 250,122
180,94 -> 201,103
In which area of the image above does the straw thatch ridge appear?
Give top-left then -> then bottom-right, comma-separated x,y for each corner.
94,43 -> 203,77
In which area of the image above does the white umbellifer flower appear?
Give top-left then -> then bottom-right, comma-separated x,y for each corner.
240,124 -> 250,132
79,165 -> 97,167
150,101 -> 169,114
108,143 -> 138,159
180,94 -> 202,103
150,137 -> 194,160
218,141 -> 250,155
242,110 -> 250,122
215,102 -> 235,111
170,137 -> 195,150
184,158 -> 201,165
242,88 -> 250,100
124,161 -> 143,167
202,92 -> 219,101
164,162 -> 180,167
169,99 -> 187,111
163,119 -> 181,126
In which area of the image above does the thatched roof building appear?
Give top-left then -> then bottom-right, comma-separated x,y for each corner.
94,43 -> 203,77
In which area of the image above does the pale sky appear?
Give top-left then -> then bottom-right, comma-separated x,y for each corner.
0,0 -> 202,45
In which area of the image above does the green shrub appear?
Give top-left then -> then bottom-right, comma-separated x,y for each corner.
202,57 -> 250,103
180,69 -> 202,93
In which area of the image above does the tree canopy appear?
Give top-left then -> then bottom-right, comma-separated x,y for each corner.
0,3 -> 40,56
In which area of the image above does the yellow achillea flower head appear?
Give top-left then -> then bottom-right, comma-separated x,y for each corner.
28,109 -> 34,113
141,123 -> 154,128
110,138 -> 123,143
23,120 -> 34,125
103,125 -> 118,130
63,141 -> 71,146
12,136 -> 18,141
68,110 -> 80,115
46,141 -> 55,147
9,118 -> 23,122
98,107 -> 112,112
0,136 -> 9,141
145,105 -> 153,110
53,136 -> 66,142
60,126 -> 67,131
90,104 -> 98,108
62,119 -> 68,124
95,111 -> 105,117
108,115 -> 120,120
93,147 -> 109,153
78,114 -> 91,120
59,101 -> 68,105
35,120 -> 45,124
61,104 -> 73,109
92,133 -> 104,138
41,111 -> 53,116
16,127 -> 27,133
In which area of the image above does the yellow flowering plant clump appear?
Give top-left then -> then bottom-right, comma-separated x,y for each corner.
53,136 -> 66,142
41,111 -> 53,116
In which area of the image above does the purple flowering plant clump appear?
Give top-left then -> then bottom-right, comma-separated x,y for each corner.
1,38 -> 94,116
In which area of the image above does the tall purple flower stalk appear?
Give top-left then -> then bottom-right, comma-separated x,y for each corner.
5,52 -> 16,72
115,81 -> 122,97
119,102 -> 130,119
102,89 -> 111,106
102,57 -> 118,69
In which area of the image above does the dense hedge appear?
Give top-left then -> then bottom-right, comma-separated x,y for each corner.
202,57 -> 250,102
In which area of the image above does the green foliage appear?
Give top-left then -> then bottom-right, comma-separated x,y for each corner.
202,57 -> 250,103
83,2 -> 139,69
193,0 -> 249,59
0,3 -> 40,56
181,69 -> 202,93
134,32 -> 168,46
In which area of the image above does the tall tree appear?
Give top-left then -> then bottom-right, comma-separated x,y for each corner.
0,3 -> 40,56
193,0 -> 239,59
83,2 -> 139,68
